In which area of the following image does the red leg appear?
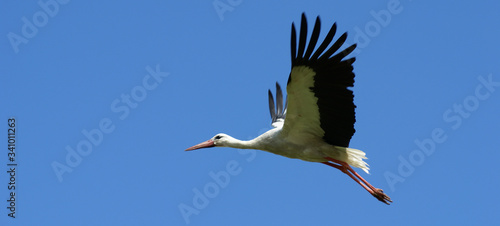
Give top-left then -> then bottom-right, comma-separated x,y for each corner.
322,157 -> 393,205
325,157 -> 378,192
322,162 -> 373,194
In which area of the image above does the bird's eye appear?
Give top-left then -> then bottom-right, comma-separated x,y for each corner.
214,135 -> 222,140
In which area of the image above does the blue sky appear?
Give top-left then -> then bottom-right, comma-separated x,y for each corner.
1,0 -> 500,225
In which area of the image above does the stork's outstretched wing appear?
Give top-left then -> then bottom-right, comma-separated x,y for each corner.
281,13 -> 357,147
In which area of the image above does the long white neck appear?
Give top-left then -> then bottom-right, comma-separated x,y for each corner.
222,128 -> 279,151
224,137 -> 261,150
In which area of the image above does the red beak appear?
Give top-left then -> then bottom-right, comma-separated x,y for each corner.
185,139 -> 215,151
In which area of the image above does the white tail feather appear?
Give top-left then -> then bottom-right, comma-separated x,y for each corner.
346,148 -> 370,174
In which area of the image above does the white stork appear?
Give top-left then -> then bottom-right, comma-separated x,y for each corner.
186,13 -> 392,204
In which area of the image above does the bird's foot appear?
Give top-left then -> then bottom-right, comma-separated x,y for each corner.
372,188 -> 392,205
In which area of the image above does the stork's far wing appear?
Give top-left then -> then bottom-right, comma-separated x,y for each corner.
281,13 -> 357,147
268,83 -> 287,128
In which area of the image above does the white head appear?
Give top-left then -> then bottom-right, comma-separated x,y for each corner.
185,133 -> 234,151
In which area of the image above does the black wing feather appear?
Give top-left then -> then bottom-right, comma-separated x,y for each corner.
303,17 -> 321,60
319,32 -> 347,60
290,23 -> 297,64
296,14 -> 308,61
310,23 -> 336,60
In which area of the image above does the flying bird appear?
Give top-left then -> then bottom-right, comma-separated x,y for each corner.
186,13 -> 392,204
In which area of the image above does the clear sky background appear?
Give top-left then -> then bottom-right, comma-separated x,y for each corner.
1,0 -> 500,225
